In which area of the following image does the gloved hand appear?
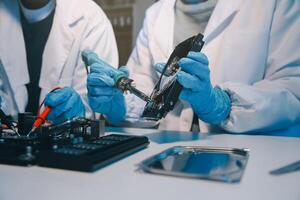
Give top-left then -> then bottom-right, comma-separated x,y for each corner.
44,87 -> 85,124
154,63 -> 173,77
176,51 -> 231,124
82,50 -> 128,124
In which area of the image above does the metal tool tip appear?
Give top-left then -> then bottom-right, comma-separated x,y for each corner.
12,127 -> 20,136
27,127 -> 36,137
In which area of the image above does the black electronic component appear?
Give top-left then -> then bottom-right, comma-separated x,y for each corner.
17,113 -> 36,135
38,134 -> 149,172
0,109 -> 18,134
111,34 -> 205,121
142,33 -> 205,120
0,114 -> 149,172
116,78 -> 152,103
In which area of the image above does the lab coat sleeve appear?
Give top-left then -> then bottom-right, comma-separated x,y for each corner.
125,4 -> 161,119
76,3 -> 119,119
219,0 -> 300,133
0,61 -> 18,117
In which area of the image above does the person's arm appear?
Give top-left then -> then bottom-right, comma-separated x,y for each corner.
0,60 -> 18,118
82,49 -> 128,124
219,0 -> 300,133
77,5 -> 118,119
82,2 -> 163,125
45,1 -> 119,123
125,3 -> 161,119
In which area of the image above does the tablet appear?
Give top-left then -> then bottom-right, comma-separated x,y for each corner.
138,146 -> 249,183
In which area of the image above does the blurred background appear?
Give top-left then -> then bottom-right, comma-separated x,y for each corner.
93,0 -> 156,65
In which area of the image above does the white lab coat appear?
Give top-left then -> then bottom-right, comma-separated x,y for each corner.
0,0 -> 118,118
126,0 -> 300,135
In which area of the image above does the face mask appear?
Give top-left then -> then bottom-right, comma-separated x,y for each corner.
181,0 -> 207,4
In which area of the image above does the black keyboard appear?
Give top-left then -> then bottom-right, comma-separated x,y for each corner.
38,134 -> 149,172
0,134 -> 149,172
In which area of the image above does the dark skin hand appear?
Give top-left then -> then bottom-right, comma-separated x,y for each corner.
20,0 -> 50,9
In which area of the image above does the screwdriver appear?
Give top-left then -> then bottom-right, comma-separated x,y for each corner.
27,106 -> 52,137
0,108 -> 19,135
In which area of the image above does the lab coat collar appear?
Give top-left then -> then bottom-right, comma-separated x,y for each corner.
0,0 -> 83,90
151,0 -> 241,60
39,0 -> 83,89
0,0 -> 29,89
203,0 -> 242,43
151,0 -> 177,61
0,0 -> 84,112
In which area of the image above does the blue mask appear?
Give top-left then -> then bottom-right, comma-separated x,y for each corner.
181,0 -> 207,4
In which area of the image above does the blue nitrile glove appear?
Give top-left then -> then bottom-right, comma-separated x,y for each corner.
176,51 -> 231,125
154,63 -> 173,77
82,50 -> 128,124
44,87 -> 85,125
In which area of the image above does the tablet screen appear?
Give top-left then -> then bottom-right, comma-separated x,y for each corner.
139,146 -> 249,183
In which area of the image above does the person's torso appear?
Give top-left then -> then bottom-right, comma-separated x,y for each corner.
0,0 -> 103,117
20,4 -> 56,114
142,0 -> 276,131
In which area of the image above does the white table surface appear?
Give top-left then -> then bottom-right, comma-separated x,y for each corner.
0,128 -> 299,200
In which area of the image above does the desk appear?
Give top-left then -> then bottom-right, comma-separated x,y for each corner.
0,128 -> 299,200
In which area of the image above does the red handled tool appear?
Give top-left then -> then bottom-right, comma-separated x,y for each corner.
27,87 -> 61,137
27,106 -> 52,136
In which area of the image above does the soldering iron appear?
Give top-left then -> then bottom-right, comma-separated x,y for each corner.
81,52 -> 152,103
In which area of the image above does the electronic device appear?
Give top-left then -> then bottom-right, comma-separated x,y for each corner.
115,33 -> 205,121
0,113 -> 149,172
0,108 -> 18,134
138,146 -> 249,183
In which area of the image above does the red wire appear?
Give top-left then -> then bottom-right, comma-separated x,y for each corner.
36,87 -> 62,115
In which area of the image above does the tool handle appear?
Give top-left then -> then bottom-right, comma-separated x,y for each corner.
33,106 -> 52,128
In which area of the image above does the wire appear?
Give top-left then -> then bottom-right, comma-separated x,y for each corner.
36,87 -> 61,116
